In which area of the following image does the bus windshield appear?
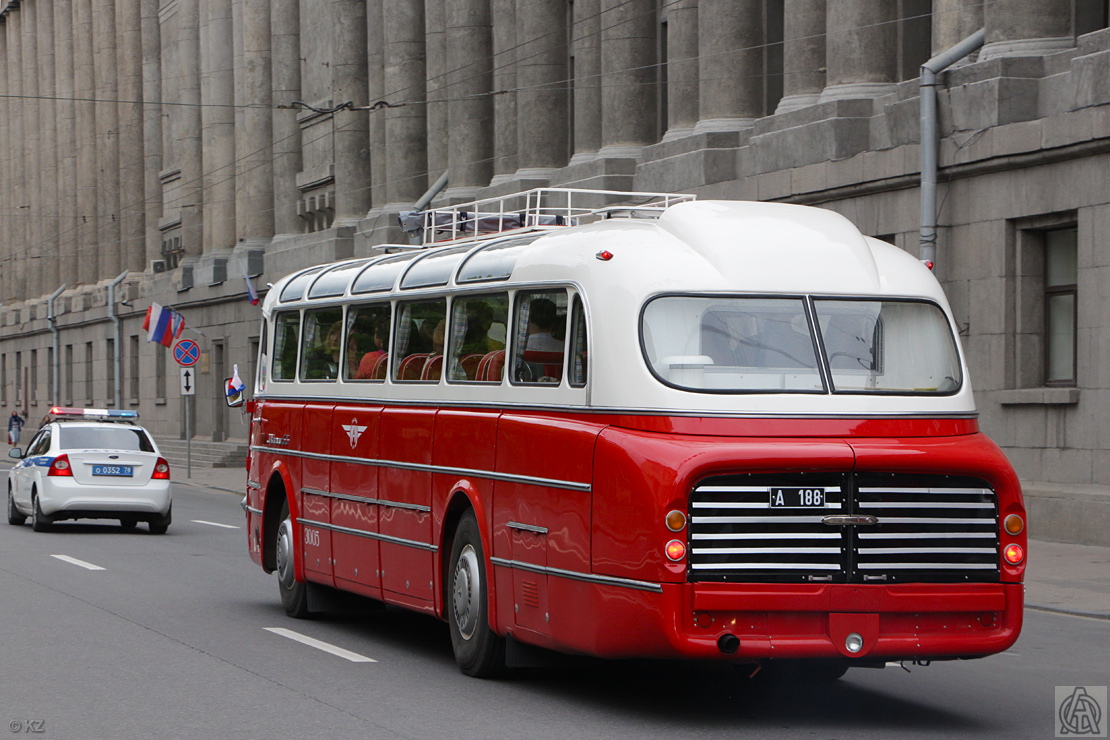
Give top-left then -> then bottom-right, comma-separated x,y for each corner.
642,296 -> 961,394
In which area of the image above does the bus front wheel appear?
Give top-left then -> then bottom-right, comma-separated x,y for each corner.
276,500 -> 312,619
447,511 -> 505,678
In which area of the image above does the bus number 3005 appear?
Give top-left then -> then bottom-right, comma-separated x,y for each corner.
770,487 -> 826,508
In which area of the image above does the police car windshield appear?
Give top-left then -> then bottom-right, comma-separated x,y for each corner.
58,426 -> 155,452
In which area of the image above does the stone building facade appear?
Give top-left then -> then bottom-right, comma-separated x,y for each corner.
1,0 -> 1109,542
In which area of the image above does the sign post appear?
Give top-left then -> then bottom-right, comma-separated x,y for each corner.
180,365 -> 196,479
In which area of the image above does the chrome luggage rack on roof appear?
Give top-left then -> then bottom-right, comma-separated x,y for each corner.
406,188 -> 695,246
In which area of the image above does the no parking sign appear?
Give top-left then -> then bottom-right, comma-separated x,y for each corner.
173,339 -> 200,367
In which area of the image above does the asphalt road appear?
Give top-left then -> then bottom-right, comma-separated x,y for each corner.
2,481 -> 1107,740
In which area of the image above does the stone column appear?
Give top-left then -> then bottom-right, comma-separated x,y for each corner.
271,0 -> 302,236
117,0 -> 146,273
491,0 -> 517,182
663,0 -> 698,138
820,0 -> 897,101
0,29 -> 10,302
932,0 -> 983,56
21,1 -> 43,296
600,0 -> 656,153
698,0 -> 765,130
981,0 -> 1073,60
141,0 -> 164,266
237,0 -> 275,244
424,0 -> 449,186
95,0 -> 123,278
515,0 -> 568,177
55,0 -> 80,288
201,0 -> 236,252
38,1 -> 60,293
777,0 -> 826,113
570,0 -> 601,162
73,0 -> 99,285
445,0 -> 494,198
332,0 -> 371,224
384,0 -> 429,206
177,0 -> 204,259
368,1 -> 387,210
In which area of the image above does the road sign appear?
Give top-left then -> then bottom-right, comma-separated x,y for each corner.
180,367 -> 196,396
174,339 -> 200,367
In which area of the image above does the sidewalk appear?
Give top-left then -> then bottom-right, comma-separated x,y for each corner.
6,462 -> 1110,620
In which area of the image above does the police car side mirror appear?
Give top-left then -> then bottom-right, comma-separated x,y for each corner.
8,447 -> 23,459
224,377 -> 246,408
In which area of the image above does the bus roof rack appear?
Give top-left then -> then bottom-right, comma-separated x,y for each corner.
404,188 -> 695,246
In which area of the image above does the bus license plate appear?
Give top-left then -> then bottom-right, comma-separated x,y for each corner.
770,487 -> 825,508
92,465 -> 134,477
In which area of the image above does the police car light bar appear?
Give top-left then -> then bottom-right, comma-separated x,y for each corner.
48,407 -> 140,421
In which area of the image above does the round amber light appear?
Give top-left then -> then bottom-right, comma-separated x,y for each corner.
1003,544 -> 1024,565
665,539 -> 686,562
1003,514 -> 1024,535
665,510 -> 687,532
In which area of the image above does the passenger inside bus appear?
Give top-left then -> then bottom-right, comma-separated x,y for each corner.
355,317 -> 390,380
303,322 -> 344,380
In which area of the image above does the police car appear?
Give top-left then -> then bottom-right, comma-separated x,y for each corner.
6,408 -> 172,533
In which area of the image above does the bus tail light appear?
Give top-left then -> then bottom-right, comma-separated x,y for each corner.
665,539 -> 686,561
47,455 -> 73,477
1003,514 -> 1024,535
152,457 -> 171,480
1003,543 -> 1024,565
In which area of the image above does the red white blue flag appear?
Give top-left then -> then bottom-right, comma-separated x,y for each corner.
241,262 -> 260,306
143,303 -> 185,347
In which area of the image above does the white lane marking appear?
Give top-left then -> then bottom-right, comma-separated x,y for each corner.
264,627 -> 377,663
191,520 -> 240,529
51,554 -> 106,571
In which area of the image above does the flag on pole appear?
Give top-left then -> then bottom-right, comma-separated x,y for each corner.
227,364 -> 246,397
143,303 -> 185,347
242,262 -> 260,305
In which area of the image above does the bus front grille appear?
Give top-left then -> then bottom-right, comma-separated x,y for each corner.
689,473 -> 1000,584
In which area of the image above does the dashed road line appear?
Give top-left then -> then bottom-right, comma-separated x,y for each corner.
191,520 -> 240,529
264,627 -> 377,663
51,554 -> 106,571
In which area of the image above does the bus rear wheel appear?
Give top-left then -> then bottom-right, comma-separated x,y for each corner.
276,500 -> 312,619
447,511 -> 505,678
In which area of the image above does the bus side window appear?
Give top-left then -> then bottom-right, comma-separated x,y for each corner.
568,295 -> 588,387
393,299 -> 446,382
300,307 -> 345,381
448,293 -> 508,382
272,311 -> 301,381
348,303 -> 391,382
511,289 -> 568,385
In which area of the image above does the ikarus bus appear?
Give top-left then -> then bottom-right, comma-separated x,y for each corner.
231,188 -> 1025,679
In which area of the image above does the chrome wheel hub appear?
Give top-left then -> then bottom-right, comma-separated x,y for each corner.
276,518 -> 295,588
452,544 -> 480,640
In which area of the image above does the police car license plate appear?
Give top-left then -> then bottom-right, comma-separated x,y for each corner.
92,465 -> 134,477
770,487 -> 825,508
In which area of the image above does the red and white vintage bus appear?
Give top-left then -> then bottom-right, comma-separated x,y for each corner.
235,188 -> 1025,679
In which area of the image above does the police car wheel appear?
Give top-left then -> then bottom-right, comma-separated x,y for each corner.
31,490 -> 52,532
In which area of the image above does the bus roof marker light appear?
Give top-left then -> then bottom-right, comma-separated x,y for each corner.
595,250 -> 614,261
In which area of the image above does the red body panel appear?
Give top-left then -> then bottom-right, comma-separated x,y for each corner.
247,402 -> 1025,663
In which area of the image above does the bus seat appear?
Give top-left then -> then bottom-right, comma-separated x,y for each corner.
372,353 -> 389,380
459,353 -> 483,380
398,353 -> 430,380
479,350 -> 505,382
422,354 -> 443,381
522,350 -> 564,382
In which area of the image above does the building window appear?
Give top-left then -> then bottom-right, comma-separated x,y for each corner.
129,335 -> 141,403
85,342 -> 94,405
64,345 -> 74,406
156,346 -> 167,402
29,350 -> 38,408
1,354 -> 6,406
106,338 -> 116,406
1044,227 -> 1078,386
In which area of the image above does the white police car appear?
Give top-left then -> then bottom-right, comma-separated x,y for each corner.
6,408 -> 172,533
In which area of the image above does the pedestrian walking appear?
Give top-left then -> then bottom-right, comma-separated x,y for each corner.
8,411 -> 25,446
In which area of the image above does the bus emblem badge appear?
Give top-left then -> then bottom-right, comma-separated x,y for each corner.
342,419 -> 368,448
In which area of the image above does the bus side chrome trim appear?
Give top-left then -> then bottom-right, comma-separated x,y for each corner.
296,517 -> 439,553
490,556 -> 664,594
247,480 -> 262,490
299,488 -> 432,513
244,505 -> 263,516
507,521 -> 548,535
254,445 -> 591,492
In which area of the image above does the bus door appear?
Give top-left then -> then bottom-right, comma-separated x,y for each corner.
378,407 -> 437,608
330,403 -> 383,599
494,414 -> 601,638
251,399 -> 304,565
300,402 -> 335,586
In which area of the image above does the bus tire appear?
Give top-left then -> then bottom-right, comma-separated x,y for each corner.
447,511 -> 505,678
276,500 -> 312,619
